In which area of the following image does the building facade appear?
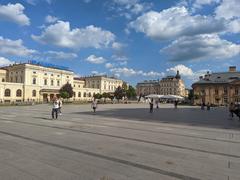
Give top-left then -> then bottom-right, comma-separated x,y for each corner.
81,75 -> 123,94
192,66 -> 240,105
0,62 -> 123,103
136,71 -> 186,97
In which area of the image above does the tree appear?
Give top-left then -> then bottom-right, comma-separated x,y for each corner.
59,83 -> 74,99
126,85 -> 136,99
114,86 -> 126,101
122,82 -> 128,90
102,92 -> 109,99
94,93 -> 102,99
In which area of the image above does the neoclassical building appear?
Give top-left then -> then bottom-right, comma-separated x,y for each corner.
136,71 -> 186,97
0,61 -> 123,103
192,66 -> 240,105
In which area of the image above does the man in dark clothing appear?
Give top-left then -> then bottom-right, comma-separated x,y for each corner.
149,98 -> 154,113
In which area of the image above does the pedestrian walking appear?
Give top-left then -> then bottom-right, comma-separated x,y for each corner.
201,102 -> 205,110
149,98 -> 154,113
52,98 -> 59,119
207,103 -> 210,111
58,98 -> 63,115
229,102 -> 235,119
156,99 -> 159,109
174,100 -> 178,109
91,98 -> 98,113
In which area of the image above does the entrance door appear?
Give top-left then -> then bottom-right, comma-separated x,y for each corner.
43,94 -> 48,102
50,94 -> 54,101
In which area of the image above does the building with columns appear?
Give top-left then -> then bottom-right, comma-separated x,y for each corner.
192,66 -> 240,105
136,71 -> 186,97
0,61 -> 123,103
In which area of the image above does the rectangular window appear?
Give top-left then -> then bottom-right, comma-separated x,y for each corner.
51,80 -> 54,86
57,80 -> 60,86
215,89 -> 218,95
44,79 -> 47,85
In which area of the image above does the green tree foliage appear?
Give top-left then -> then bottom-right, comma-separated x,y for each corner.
94,93 -> 102,99
126,85 -> 136,99
59,83 -> 74,99
114,86 -> 126,100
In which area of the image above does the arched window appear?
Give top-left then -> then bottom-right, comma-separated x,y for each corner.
4,89 -> 11,97
93,92 -> 95,97
73,92 -> 76,97
32,90 -> 36,97
78,92 -> 81,97
88,92 -> 91,97
84,92 -> 86,97
32,78 -> 36,84
16,89 -> 22,97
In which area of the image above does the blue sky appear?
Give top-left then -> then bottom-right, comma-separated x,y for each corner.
0,0 -> 239,88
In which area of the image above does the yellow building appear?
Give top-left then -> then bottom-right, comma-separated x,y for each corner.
0,61 -> 122,103
192,66 -> 240,105
136,71 -> 186,97
81,75 -> 123,94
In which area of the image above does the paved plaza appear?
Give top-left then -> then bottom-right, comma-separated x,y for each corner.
0,103 -> 240,180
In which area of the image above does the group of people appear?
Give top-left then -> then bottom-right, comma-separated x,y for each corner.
51,97 -> 63,119
148,98 -> 180,113
229,102 -> 240,120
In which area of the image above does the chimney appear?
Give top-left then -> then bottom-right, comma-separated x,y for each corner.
229,66 -> 236,72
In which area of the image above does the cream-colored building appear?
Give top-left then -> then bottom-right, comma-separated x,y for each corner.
0,61 -> 122,103
192,66 -> 240,105
81,75 -> 123,94
136,71 -> 186,97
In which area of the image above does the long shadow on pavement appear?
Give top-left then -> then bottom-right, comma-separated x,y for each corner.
74,107 -> 240,130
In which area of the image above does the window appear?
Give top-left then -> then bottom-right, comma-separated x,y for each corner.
51,80 -> 54,86
215,89 -> 219,95
15,76 -> 18,82
44,73 -> 47,75
67,76 -> 69,78
2,78 -> 5,82
84,92 -> 86,97
44,79 -> 47,85
4,89 -> 11,97
89,92 -> 91,97
32,78 -> 36,84
10,77 -> 13,82
235,88 -> 238,95
57,80 -> 60,86
73,92 -> 76,97
16,89 -> 22,97
32,90 -> 36,97
224,87 -> 228,95
33,71 -> 36,74
78,92 -> 81,97
51,74 -> 53,76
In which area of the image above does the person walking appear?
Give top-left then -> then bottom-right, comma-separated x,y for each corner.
149,98 -> 154,113
207,103 -> 210,111
52,98 -> 59,119
91,98 -> 98,113
229,102 -> 235,119
58,98 -> 63,115
174,100 -> 178,109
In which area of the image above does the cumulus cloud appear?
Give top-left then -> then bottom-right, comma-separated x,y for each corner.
91,70 -> 106,76
108,0 -> 152,19
228,18 -> 240,33
161,34 -> 240,62
110,67 -> 165,77
45,15 -> 58,23
0,57 -> 13,66
105,63 -> 114,69
193,0 -> 221,10
85,55 -> 106,64
32,21 -> 116,49
44,51 -> 78,60
215,0 -> 240,20
167,64 -> 209,81
24,0 -> 52,5
128,6 -> 226,40
0,36 -> 36,57
0,3 -> 30,26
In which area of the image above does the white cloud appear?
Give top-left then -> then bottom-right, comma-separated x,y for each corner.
112,42 -> 125,50
24,0 -> 52,5
193,0 -> 221,10
111,54 -> 128,61
105,63 -> 114,69
215,0 -> 240,20
110,67 -> 164,77
0,3 -> 30,26
109,0 -> 152,19
32,21 -> 116,49
91,71 -> 106,76
45,15 -> 58,23
86,55 -> 106,64
228,18 -> 240,33
161,34 -> 240,62
0,57 -> 13,66
44,51 -> 78,59
129,6 -> 226,40
167,64 -> 209,81
0,36 -> 36,57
